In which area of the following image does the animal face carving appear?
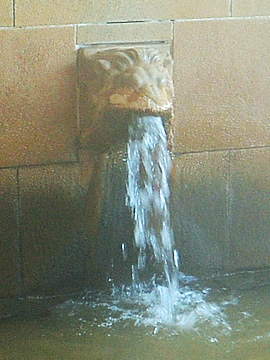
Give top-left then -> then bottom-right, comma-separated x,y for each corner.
79,46 -> 174,152
80,47 -> 174,113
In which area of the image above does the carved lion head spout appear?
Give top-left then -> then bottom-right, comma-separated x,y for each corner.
81,46 -> 174,113
79,46 -> 174,152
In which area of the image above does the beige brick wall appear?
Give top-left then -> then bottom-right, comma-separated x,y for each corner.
1,1 -> 270,298
15,0 -> 230,26
233,0 -> 270,16
173,18 -> 270,153
0,27 -> 77,167
0,0 -> 13,26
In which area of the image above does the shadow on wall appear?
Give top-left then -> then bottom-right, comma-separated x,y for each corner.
0,166 -> 112,298
20,189 -> 91,295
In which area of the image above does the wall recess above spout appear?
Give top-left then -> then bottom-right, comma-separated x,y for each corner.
79,45 -> 174,153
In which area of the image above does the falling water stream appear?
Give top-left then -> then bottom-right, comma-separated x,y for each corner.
105,115 -> 229,330
125,116 -> 179,318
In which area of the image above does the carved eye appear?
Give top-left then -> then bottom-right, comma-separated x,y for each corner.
98,59 -> 111,71
158,76 -> 167,87
132,73 -> 144,89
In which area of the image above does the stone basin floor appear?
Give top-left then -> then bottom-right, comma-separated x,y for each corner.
1,269 -> 270,360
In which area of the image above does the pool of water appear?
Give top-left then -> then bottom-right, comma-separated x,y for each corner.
1,269 -> 270,360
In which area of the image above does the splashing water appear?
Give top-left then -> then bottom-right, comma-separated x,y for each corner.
55,116 -> 232,335
117,116 -> 229,330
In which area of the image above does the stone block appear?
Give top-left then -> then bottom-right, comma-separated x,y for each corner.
106,0 -> 230,23
173,19 -> 270,153
229,148 -> 270,271
15,0 -> 106,26
0,0 -> 12,26
233,0 -> 270,16
19,164 -> 94,295
0,169 -> 19,298
0,27 -> 77,167
171,151 -> 229,275
15,0 -> 230,26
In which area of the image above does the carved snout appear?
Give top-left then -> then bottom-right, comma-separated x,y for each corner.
109,64 -> 173,112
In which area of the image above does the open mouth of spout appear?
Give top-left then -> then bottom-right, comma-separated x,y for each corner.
109,89 -> 173,114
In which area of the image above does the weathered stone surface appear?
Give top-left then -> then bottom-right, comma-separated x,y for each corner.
0,169 -> 19,298
15,0 -> 230,26
173,19 -> 270,153
0,0 -> 12,26
19,164 -> 95,295
171,147 -> 270,276
229,148 -> 270,271
0,27 -> 77,167
171,152 -> 229,275
233,0 -> 270,16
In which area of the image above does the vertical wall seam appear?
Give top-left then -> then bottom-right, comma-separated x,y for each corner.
75,25 -> 81,162
15,168 -> 23,297
76,31 -> 81,141
75,24 -> 80,134
171,20 -> 175,150
229,0 -> 233,17
74,24 -> 78,46
226,151 -> 232,268
12,0 -> 15,26
171,20 -> 175,59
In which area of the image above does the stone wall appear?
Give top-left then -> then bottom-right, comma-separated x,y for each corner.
1,1 -> 270,297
